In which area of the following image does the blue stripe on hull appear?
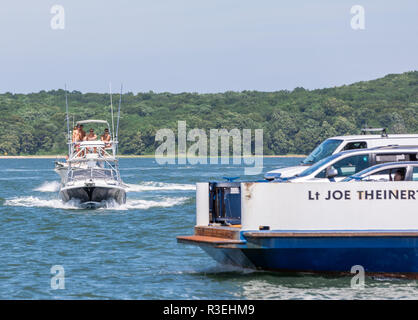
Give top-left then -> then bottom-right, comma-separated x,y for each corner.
242,247 -> 417,273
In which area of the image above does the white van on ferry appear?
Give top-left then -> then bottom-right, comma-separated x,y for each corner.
279,146 -> 418,183
265,129 -> 418,180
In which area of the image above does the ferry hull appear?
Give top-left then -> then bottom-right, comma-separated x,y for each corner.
206,240 -> 417,278
247,235 -> 416,271
178,230 -> 418,278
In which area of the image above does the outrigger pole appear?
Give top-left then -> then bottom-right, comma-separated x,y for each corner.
65,84 -> 71,156
109,83 -> 115,143
115,84 -> 123,155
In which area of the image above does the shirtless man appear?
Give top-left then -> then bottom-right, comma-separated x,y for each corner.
101,128 -> 112,148
73,125 -> 83,156
79,124 -> 86,141
72,126 -> 79,142
84,128 -> 97,141
84,128 -> 98,153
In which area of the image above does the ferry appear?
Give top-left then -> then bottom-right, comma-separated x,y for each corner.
178,159 -> 418,278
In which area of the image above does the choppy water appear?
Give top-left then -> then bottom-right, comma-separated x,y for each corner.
0,158 -> 416,299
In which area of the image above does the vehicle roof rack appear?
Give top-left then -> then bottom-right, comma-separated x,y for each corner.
361,127 -> 387,137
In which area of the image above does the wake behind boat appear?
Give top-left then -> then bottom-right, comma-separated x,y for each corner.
58,87 -> 126,209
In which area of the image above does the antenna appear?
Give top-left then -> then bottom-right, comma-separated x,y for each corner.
115,84 -> 123,155
64,84 -> 71,156
109,83 -> 115,142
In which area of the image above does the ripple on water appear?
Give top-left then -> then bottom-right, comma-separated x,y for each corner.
126,181 -> 195,192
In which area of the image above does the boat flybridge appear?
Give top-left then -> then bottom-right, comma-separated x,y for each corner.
54,120 -> 111,181
59,119 -> 126,209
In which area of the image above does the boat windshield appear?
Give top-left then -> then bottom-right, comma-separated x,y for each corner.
297,153 -> 341,177
71,168 -> 115,181
302,139 -> 343,165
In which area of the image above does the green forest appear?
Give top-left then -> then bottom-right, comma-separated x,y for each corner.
0,71 -> 417,156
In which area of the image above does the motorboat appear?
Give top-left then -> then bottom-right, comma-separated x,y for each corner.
59,124 -> 126,208
58,87 -> 126,209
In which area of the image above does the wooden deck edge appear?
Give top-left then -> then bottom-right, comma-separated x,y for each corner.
195,225 -> 241,240
177,235 -> 245,245
244,231 -> 418,238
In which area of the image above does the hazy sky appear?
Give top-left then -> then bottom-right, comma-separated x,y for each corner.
0,0 -> 417,93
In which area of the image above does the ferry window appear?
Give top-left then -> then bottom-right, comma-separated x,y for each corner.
342,141 -> 367,151
332,155 -> 370,177
412,167 -> 418,181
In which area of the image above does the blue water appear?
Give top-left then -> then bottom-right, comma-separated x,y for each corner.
0,158 -> 416,299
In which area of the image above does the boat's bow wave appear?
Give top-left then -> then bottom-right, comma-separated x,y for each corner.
126,182 -> 195,192
104,196 -> 191,210
4,196 -> 190,210
34,181 -> 61,192
4,196 -> 81,209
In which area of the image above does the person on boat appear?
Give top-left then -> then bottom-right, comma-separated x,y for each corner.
72,126 -> 79,142
79,124 -> 86,141
84,128 -> 97,141
73,125 -> 83,156
101,128 -> 112,148
84,128 -> 98,153
394,169 -> 405,181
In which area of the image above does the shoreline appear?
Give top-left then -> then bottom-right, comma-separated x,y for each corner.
0,154 -> 306,159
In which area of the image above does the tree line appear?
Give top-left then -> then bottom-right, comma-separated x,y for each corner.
0,71 -> 417,156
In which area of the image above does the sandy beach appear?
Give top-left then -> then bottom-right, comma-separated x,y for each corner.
0,155 -> 66,159
0,154 -> 306,159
